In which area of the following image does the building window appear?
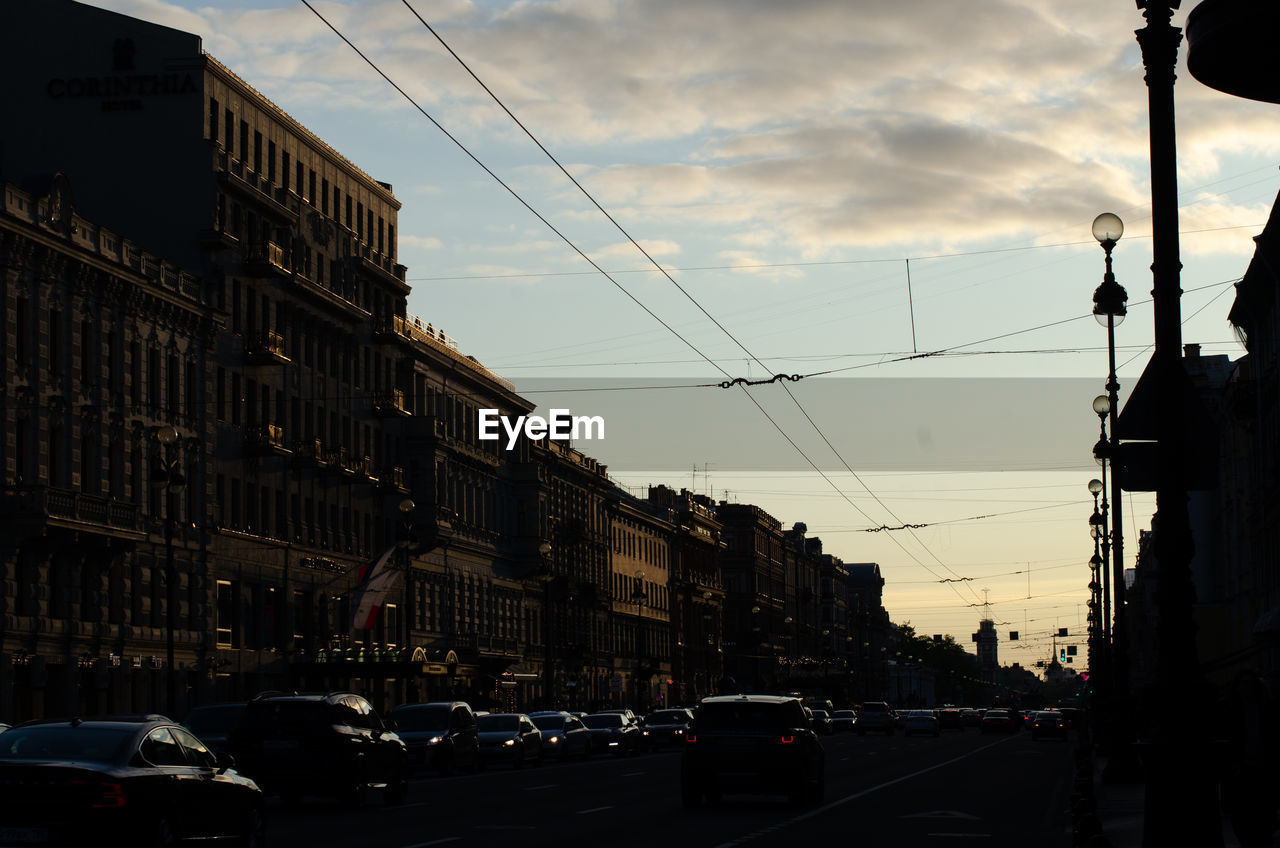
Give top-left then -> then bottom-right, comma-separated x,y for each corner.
282,151 -> 291,191
267,140 -> 276,183
253,130 -> 262,174
217,579 -> 237,647
321,178 -> 329,215
49,308 -> 62,374
209,97 -> 219,143
224,108 -> 233,152
239,121 -> 249,163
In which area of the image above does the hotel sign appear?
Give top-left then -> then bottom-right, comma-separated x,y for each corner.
45,38 -> 198,112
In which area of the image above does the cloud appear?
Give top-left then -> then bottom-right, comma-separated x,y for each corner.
89,0 -> 1280,258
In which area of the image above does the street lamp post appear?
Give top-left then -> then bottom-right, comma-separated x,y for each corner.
152,426 -> 186,718
1091,214 -> 1129,710
537,543 -> 555,707
632,569 -> 647,711
1088,478 -> 1106,694
1134,4 -> 1221,842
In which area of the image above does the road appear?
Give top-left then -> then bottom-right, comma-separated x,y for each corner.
265,729 -> 1076,848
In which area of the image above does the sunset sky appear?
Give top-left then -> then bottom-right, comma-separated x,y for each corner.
90,0 -> 1280,666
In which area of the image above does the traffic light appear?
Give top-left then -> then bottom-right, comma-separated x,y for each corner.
1060,649 -> 1067,662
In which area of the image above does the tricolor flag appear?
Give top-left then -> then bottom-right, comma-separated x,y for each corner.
351,547 -> 399,631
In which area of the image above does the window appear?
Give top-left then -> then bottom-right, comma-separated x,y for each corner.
321,178 -> 329,215
267,140 -> 276,183
282,151 -> 291,190
223,108 -> 233,152
239,121 -> 249,163
308,169 -> 316,205
216,580 -> 237,647
209,97 -> 219,143
141,728 -> 187,767
49,308 -> 62,374
253,130 -> 262,174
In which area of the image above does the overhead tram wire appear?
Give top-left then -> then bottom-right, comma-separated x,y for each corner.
297,0 -> 735,389
395,1 -> 988,600
305,1 -> 980,603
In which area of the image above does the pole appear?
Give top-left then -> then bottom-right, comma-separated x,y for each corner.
1135,2 -> 1220,843
165,510 -> 176,718
1106,314 -> 1130,701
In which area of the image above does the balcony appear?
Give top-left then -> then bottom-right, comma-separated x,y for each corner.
213,148 -> 297,223
378,466 -> 409,493
378,314 -> 515,392
294,438 -> 327,468
345,245 -> 409,295
245,330 -> 290,365
244,241 -> 291,279
324,447 -> 359,477
1,485 -> 146,544
455,632 -> 522,660
244,423 -> 290,457
372,388 -> 409,417
288,270 -> 370,324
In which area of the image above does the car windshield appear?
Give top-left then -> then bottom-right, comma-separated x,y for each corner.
647,711 -> 688,724
477,715 -> 519,732
391,707 -> 450,732
183,705 -> 245,736
833,711 -> 855,718
0,726 -> 134,764
531,715 -> 565,731
697,701 -> 806,732
582,715 -> 622,729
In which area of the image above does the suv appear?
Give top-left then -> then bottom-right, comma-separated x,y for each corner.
388,701 -> 480,775
854,700 -> 895,736
681,694 -> 824,807
229,691 -> 407,807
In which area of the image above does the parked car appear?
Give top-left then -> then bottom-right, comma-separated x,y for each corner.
181,702 -> 247,756
980,708 -> 1017,734
529,712 -> 593,759
902,710 -> 941,737
230,691 -> 407,807
476,713 -> 543,768
1031,710 -> 1068,741
809,709 -> 834,735
830,710 -> 857,732
0,715 -> 265,845
642,708 -> 695,749
681,694 -> 824,807
854,701 -> 895,736
388,701 -> 480,776
581,712 -> 643,756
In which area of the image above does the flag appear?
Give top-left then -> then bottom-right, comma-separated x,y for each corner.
351,547 -> 399,631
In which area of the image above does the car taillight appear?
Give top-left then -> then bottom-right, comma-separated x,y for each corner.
686,734 -> 696,744
74,779 -> 126,809
779,735 -> 795,744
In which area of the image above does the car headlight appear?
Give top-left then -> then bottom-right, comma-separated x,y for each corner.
547,736 -> 560,744
503,738 -> 516,747
427,735 -> 444,746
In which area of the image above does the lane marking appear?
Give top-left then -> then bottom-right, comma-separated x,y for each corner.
577,805 -> 615,815
523,783 -> 558,791
401,839 -> 461,848
621,771 -> 646,777
712,736 -> 1015,848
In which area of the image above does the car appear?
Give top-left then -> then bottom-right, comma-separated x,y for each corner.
830,710 -> 857,732
1054,706 -> 1085,730
1031,710 -> 1067,741
961,708 -> 983,727
854,701 -> 895,736
0,715 -> 265,845
641,708 -> 695,749
809,709 -> 834,735
230,691 -> 407,807
980,708 -> 1017,734
476,713 -> 543,768
388,701 -> 480,776
529,712 -> 593,759
681,694 -> 824,808
181,702 -> 247,756
936,707 -> 965,731
902,710 -> 941,737
581,712 -> 643,756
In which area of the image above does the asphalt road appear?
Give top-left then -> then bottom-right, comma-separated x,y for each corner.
265,728 -> 1076,848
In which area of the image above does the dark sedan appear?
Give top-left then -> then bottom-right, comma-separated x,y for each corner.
529,712 -> 593,759
980,709 -> 1017,733
476,713 -> 542,768
1031,710 -> 1068,740
642,709 -> 694,750
581,713 -> 643,756
0,716 -> 265,846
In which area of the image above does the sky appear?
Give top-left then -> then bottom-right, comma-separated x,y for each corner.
88,0 -> 1280,669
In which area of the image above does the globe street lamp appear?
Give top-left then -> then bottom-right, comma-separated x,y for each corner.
152,425 -> 186,717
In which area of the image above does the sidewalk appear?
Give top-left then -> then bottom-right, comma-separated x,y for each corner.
1085,753 -> 1248,848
